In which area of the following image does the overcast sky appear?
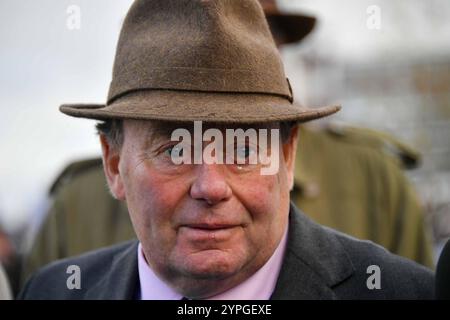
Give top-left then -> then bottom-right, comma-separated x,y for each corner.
1,0 -> 449,231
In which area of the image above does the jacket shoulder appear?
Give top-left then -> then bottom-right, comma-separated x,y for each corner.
327,228 -> 435,299
18,240 -> 137,300
323,123 -> 421,169
273,207 -> 434,300
49,158 -> 104,195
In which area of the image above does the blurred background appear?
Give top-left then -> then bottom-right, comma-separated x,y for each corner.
0,0 -> 449,294
278,0 -> 450,257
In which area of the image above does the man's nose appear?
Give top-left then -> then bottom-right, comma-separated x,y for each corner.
190,164 -> 232,205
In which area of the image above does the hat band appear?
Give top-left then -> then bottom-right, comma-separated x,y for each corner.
107,67 -> 293,104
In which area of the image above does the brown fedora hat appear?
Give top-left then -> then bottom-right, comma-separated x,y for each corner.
260,0 -> 317,45
60,0 -> 340,123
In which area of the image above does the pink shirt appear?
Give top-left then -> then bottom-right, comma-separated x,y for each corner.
137,226 -> 288,300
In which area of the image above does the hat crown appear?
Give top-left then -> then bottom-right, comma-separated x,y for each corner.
107,0 -> 292,104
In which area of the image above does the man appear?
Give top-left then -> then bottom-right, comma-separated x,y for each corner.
19,0 -> 433,299
264,0 -> 433,267
0,223 -> 19,296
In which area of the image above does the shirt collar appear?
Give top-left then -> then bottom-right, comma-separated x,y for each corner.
137,225 -> 289,300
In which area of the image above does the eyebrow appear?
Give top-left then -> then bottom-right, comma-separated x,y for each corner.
142,121 -> 190,150
141,121 -> 281,147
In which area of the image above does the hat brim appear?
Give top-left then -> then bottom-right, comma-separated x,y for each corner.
60,90 -> 340,124
266,13 -> 316,44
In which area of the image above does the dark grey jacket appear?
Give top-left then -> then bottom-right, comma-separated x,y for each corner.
19,204 -> 434,299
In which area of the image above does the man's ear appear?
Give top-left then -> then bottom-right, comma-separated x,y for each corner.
100,135 -> 126,200
282,125 -> 299,191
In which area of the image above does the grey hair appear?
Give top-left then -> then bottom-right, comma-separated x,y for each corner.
96,119 -> 124,151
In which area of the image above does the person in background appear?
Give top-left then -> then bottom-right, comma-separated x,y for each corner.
0,225 -> 15,270
0,222 -> 20,297
263,0 -> 434,268
0,263 -> 12,300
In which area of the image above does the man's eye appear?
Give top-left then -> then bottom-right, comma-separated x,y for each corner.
236,146 -> 250,158
165,145 -> 184,158
236,145 -> 256,160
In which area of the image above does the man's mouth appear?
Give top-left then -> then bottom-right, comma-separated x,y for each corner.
179,223 -> 241,241
183,223 -> 238,230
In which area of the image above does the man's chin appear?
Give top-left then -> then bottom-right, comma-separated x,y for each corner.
172,256 -> 246,299
176,250 -> 245,280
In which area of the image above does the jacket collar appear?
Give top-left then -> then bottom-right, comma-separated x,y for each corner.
271,203 -> 355,299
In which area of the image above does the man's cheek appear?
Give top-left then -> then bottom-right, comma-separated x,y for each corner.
253,176 -> 279,200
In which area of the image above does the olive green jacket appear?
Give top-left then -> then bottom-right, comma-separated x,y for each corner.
292,125 -> 433,267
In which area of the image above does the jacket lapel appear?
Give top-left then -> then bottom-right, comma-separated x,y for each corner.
271,204 -> 355,299
85,241 -> 140,300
